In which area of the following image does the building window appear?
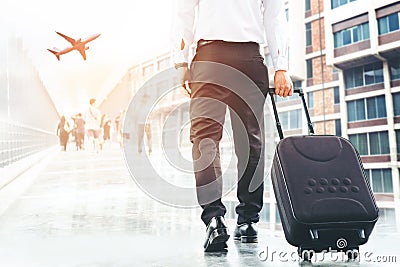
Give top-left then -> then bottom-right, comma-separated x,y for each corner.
394,93 -> 400,116
334,87 -> 340,104
276,206 -> 281,223
334,22 -> 369,48
335,119 -> 342,136
349,131 -> 390,156
306,23 -> 312,47
276,94 -> 299,102
389,57 -> 400,81
344,62 -> 383,89
367,95 -> 387,119
308,92 -> 314,108
396,130 -> 400,154
280,110 -> 302,130
377,208 -> 396,228
369,132 -> 389,155
305,0 -> 311,12
260,203 -> 270,223
306,59 -> 313,79
331,0 -> 357,9
285,8 -> 289,21
364,63 -> 384,85
378,12 -> 400,35
349,133 -> 368,155
365,169 -> 393,193
347,95 -> 387,122
347,99 -> 365,122
293,80 -> 302,89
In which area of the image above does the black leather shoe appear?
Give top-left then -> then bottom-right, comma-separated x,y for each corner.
234,222 -> 258,243
204,216 -> 230,252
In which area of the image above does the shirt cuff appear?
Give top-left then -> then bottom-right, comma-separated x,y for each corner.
172,48 -> 188,65
273,56 -> 289,72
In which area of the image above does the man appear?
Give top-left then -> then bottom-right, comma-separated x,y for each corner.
86,98 -> 102,153
74,113 -> 86,150
172,0 -> 293,252
136,93 -> 153,155
115,110 -> 125,149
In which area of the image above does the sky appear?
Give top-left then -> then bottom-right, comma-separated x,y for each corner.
3,0 -> 175,116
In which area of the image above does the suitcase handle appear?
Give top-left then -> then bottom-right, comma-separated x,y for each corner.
268,88 -> 315,140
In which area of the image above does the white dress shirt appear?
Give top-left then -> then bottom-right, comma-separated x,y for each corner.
171,0 -> 289,71
86,105 -> 101,130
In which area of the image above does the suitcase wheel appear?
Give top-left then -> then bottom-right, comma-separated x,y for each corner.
346,248 -> 359,261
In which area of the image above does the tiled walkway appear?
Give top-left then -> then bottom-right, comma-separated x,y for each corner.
0,145 -> 399,266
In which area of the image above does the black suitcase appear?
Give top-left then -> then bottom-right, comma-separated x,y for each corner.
268,88 -> 379,261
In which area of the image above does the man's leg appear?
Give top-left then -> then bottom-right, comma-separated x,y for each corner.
224,48 -> 268,243
145,124 -> 152,154
190,82 -> 228,225
190,82 -> 231,252
229,96 -> 265,225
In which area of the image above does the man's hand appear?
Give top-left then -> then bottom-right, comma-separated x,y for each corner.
274,70 -> 293,97
177,66 -> 191,97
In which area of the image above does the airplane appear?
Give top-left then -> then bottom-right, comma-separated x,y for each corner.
47,31 -> 101,61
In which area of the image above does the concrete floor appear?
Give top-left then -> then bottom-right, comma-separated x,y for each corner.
0,144 -> 399,267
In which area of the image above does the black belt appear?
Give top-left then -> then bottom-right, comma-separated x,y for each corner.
197,39 -> 258,50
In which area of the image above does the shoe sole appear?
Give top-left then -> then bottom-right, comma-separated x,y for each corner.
204,228 -> 230,252
234,235 -> 258,243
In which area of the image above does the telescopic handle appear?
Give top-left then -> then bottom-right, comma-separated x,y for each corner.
268,88 -> 315,140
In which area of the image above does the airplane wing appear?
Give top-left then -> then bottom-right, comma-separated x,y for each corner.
56,31 -> 76,45
78,47 -> 87,60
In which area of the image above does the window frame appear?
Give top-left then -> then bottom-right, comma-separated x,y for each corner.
344,62 -> 384,89
334,22 -> 370,48
393,92 -> 400,116
306,59 -> 313,79
335,119 -> 342,136
280,109 -> 302,130
308,92 -> 314,108
306,23 -> 312,47
347,95 -> 387,122
389,58 -> 400,81
378,12 -> 400,35
365,168 -> 393,193
334,87 -> 340,104
305,0 -> 311,12
349,131 -> 390,155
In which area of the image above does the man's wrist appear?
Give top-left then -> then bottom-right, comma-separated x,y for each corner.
174,62 -> 188,69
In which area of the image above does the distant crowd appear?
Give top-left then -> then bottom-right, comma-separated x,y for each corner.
56,98 -> 126,152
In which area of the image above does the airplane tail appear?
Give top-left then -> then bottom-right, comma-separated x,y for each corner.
47,48 -> 60,61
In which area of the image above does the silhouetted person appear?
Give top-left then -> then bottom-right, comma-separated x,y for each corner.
74,113 -> 86,150
115,110 -> 125,149
137,93 -> 152,155
86,98 -> 102,153
57,116 -> 71,151
100,113 -> 112,149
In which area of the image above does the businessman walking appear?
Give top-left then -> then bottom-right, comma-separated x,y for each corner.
172,0 -> 293,252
